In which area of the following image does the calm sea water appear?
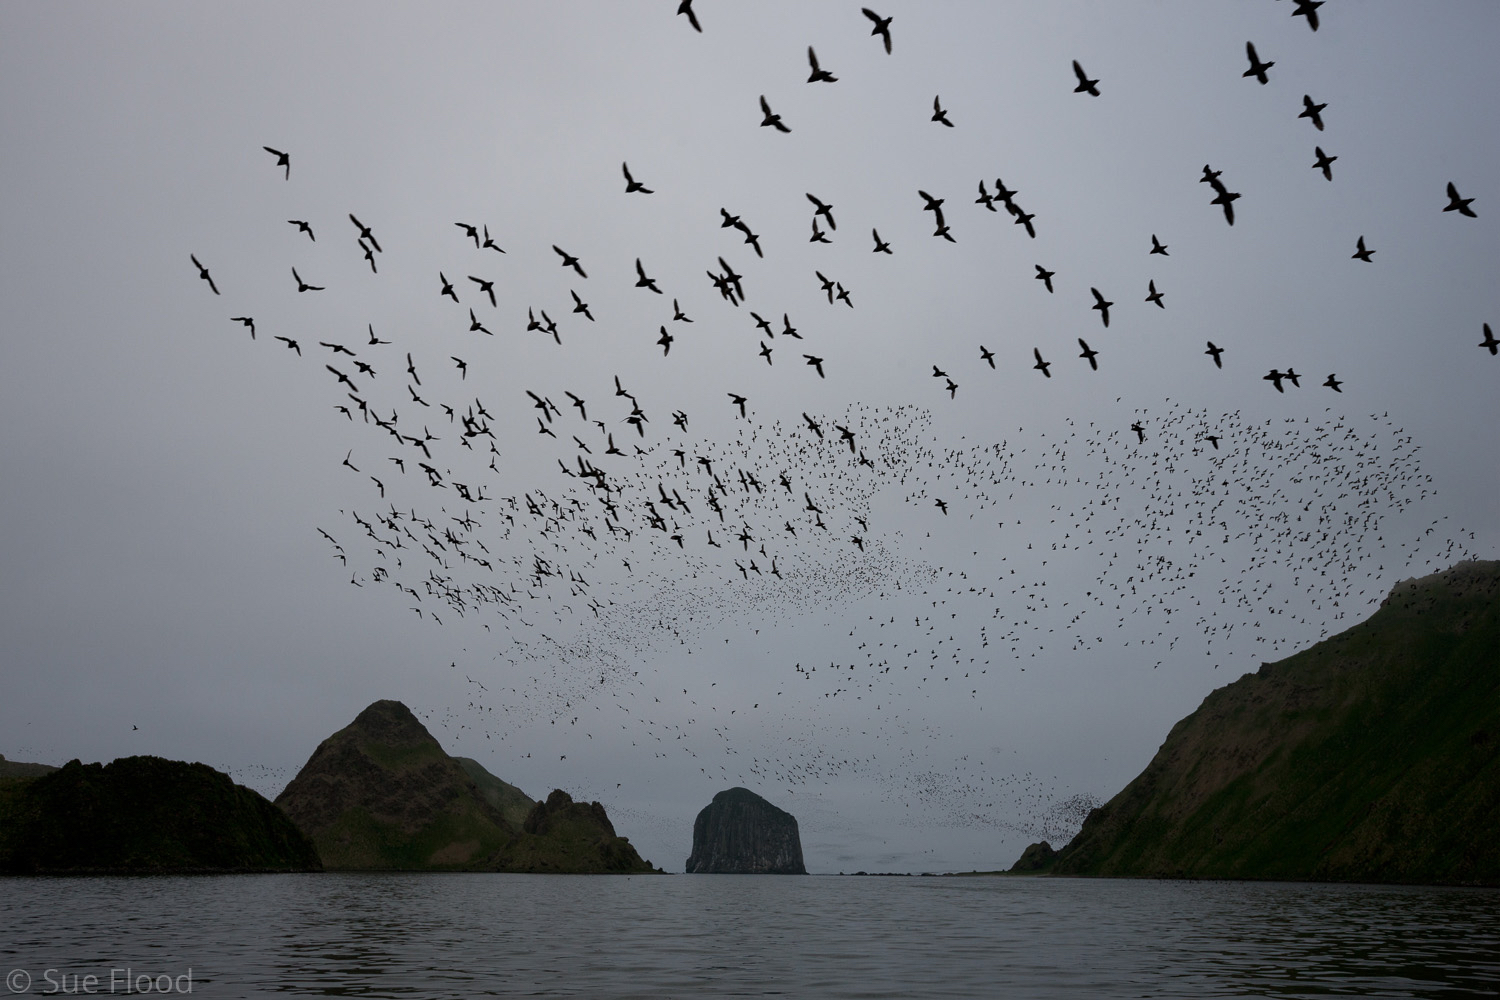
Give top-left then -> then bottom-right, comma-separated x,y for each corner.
2,874 -> 1496,998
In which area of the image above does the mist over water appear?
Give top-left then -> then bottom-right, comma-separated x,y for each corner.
4,875 -> 1496,998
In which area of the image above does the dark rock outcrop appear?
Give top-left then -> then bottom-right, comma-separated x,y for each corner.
1049,560 -> 1500,886
1009,841 -> 1057,872
0,755 -> 321,873
686,787 -> 806,873
489,789 -> 657,873
276,699 -> 657,872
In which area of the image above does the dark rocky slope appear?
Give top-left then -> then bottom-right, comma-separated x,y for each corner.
686,787 -> 806,873
1033,561 -> 1500,885
0,755 -> 321,873
276,699 -> 657,872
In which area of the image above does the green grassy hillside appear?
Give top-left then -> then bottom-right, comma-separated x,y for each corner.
1045,560 -> 1500,885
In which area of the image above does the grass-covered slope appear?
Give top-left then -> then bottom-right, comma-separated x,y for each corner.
1049,560 -> 1500,885
276,699 -> 660,872
274,699 -> 516,869
0,756 -> 321,873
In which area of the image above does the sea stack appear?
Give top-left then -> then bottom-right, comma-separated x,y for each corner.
686,787 -> 806,873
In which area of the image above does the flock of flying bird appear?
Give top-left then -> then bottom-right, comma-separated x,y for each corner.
186,3 -> 1489,844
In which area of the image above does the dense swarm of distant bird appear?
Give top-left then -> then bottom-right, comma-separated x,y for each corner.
190,3 -> 1487,839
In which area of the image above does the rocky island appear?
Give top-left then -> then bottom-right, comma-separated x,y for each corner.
1015,560 -> 1500,886
686,787 -> 806,873
0,755 -> 320,874
275,699 -> 658,872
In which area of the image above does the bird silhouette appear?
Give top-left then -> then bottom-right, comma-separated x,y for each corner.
622,162 -> 654,194
554,246 -> 587,278
1443,182 -> 1476,217
1205,342 -> 1225,368
1149,234 -> 1168,256
292,267 -> 323,292
1479,323 -> 1498,355
1033,348 -> 1051,377
1313,147 -> 1337,181
759,95 -> 791,132
1034,265 -> 1055,293
1243,42 -> 1273,84
1352,236 -> 1375,262
1090,287 -> 1113,327
1300,94 -> 1327,131
931,95 -> 954,127
1072,60 -> 1100,96
191,255 -> 219,295
806,47 -> 837,84
677,0 -> 701,32
1078,339 -> 1099,370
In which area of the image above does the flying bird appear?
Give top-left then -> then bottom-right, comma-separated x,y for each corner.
1033,348 -> 1051,377
572,290 -> 594,321
292,267 -> 323,292
1313,146 -> 1337,181
1034,265 -> 1055,293
482,225 -> 505,253
1090,287 -> 1113,327
635,258 -> 663,293
1352,235 -> 1375,262
806,47 -> 837,83
1323,373 -> 1342,392
979,345 -> 995,369
1205,341 -> 1224,368
1078,339 -> 1099,370
274,335 -> 301,356
1300,94 -> 1327,131
871,229 -> 892,254
455,222 -> 481,247
288,220 -> 314,241
931,95 -> 954,127
230,316 -> 254,338
468,275 -> 496,307
759,95 -> 791,132
348,214 -> 382,252
1145,280 -> 1165,308
1479,323 -> 1498,355
622,162 -> 654,194
1072,60 -> 1100,96
554,246 -> 587,278
1244,42 -> 1274,85
1443,182 -> 1477,217
439,272 -> 459,302
807,193 -> 836,230
190,254 -> 219,295
262,146 -> 289,179
677,0 -> 701,32
657,326 -> 674,356
1149,234 -> 1168,256
804,354 -> 825,378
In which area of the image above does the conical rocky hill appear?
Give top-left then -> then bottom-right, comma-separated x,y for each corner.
276,699 -> 657,872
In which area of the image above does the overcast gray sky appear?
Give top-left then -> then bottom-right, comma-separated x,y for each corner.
1,2 -> 1496,873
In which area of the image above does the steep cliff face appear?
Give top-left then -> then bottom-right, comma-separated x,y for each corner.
0,756 -> 321,873
1044,561 -> 1500,885
686,787 -> 806,874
